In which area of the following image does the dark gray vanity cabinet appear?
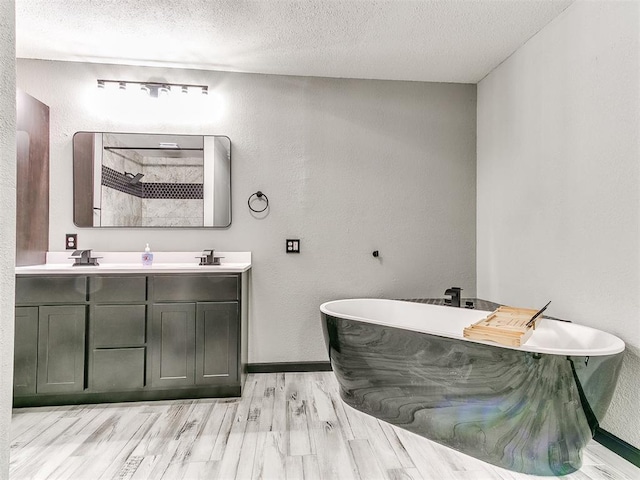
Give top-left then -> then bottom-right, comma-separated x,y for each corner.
14,272 -> 247,407
14,276 -> 87,396
150,275 -> 239,389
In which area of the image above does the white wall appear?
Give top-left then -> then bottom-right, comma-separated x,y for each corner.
477,0 -> 639,447
0,1 -> 16,478
16,60 -> 477,364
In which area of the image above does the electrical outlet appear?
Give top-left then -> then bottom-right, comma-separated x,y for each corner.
65,233 -> 77,250
286,239 -> 300,253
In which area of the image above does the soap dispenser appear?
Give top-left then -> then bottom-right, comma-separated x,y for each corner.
142,243 -> 154,266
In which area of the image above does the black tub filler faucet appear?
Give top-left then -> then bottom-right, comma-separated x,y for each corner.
444,287 -> 462,307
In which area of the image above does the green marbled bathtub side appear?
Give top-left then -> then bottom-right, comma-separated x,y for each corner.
323,314 -> 623,476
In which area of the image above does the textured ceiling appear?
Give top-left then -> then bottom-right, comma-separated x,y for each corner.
16,0 -> 574,84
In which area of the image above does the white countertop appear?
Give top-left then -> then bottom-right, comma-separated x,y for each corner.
15,251 -> 251,275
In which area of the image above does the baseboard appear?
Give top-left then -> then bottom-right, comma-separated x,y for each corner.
247,362 -> 332,373
594,427 -> 640,467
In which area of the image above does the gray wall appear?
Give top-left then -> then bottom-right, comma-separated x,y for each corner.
477,0 -> 639,447
0,1 -> 16,478
16,59 -> 477,364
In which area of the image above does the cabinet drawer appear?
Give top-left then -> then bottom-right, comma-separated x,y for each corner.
153,275 -> 238,301
92,348 -> 145,390
93,305 -> 146,347
16,276 -> 86,304
90,276 -> 146,303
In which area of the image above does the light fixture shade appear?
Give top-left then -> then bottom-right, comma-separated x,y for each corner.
201,86 -> 208,95
140,84 -> 150,95
118,82 -> 126,91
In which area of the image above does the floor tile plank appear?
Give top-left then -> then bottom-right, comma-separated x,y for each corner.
302,454 -> 322,480
258,431 -> 287,480
10,417 -> 81,479
286,373 -> 313,456
308,415 -> 359,480
235,374 -> 266,480
388,467 -> 425,480
189,401 -> 228,462
349,438 -> 388,479
216,375 -> 257,479
209,402 -> 238,462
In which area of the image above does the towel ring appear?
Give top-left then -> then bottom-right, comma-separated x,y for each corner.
248,191 -> 269,213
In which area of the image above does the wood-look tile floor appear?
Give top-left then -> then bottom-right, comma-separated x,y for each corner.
10,372 -> 640,480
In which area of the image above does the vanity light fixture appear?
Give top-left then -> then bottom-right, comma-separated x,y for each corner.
97,79 -> 209,98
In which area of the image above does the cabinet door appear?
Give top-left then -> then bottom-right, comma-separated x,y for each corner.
151,303 -> 196,387
14,307 -> 39,396
196,302 -> 239,385
37,306 -> 86,394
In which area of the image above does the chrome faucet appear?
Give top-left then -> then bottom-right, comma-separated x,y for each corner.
444,287 -> 462,307
70,249 -> 100,266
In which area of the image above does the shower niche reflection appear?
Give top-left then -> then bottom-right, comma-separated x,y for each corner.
73,132 -> 231,227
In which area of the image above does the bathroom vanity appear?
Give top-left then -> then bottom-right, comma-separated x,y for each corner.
13,252 -> 250,407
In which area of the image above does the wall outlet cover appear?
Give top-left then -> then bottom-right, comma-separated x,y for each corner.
65,233 -> 77,250
286,239 -> 300,253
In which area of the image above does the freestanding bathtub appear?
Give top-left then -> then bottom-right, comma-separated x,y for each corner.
320,299 -> 625,476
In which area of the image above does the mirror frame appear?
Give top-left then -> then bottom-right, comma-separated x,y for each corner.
72,131 -> 232,228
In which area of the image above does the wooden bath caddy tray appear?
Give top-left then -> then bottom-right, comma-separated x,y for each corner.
463,305 -> 544,347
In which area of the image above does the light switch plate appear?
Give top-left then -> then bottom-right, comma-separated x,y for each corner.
286,239 -> 300,253
65,233 -> 77,250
